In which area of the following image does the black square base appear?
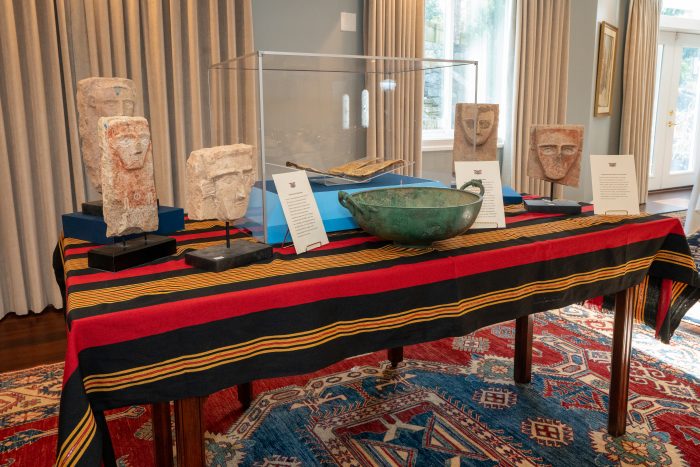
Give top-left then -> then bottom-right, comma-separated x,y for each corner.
88,235 -> 176,272
185,240 -> 273,272
523,199 -> 582,215
81,200 -> 104,217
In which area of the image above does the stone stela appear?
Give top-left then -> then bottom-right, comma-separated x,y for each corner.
453,103 -> 499,162
527,124 -> 584,187
99,116 -> 159,238
186,144 -> 255,222
77,77 -> 137,193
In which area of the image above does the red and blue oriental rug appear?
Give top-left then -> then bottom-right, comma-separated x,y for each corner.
1,304 -> 699,466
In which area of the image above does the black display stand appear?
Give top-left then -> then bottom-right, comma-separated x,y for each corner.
523,182 -> 582,215
82,200 -> 104,217
88,234 -> 176,272
185,222 -> 273,272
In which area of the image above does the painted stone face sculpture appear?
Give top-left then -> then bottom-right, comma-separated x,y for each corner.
453,103 -> 499,162
186,144 -> 255,221
527,124 -> 584,187
99,116 -> 158,237
77,77 -> 137,193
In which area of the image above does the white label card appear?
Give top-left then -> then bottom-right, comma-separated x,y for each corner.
590,154 -> 640,215
272,171 -> 329,254
455,161 -> 506,229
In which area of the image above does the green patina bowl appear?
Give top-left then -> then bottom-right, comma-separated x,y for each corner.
338,180 -> 484,247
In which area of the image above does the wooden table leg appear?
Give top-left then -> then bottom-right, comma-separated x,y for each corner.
174,397 -> 205,467
388,347 -> 403,368
238,382 -> 253,409
152,402 -> 174,467
514,315 -> 533,383
609,289 -> 633,436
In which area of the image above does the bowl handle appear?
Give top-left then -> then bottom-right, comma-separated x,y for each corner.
459,179 -> 485,197
338,191 -> 363,215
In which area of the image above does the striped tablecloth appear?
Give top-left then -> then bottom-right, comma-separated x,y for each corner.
55,205 -> 700,466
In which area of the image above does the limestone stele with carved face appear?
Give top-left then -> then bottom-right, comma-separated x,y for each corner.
186,145 -> 255,222
453,103 -> 499,162
99,116 -> 158,237
527,124 -> 584,187
77,77 -> 137,193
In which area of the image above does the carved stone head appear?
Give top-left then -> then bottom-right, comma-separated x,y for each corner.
77,77 -> 137,193
462,107 -> 496,146
453,103 -> 499,162
99,116 -> 158,237
186,145 -> 255,221
527,124 -> 584,187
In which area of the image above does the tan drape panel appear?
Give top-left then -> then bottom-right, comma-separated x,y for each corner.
0,0 -> 253,318
512,0 -> 571,197
364,0 -> 424,176
0,1 -> 74,316
619,0 -> 661,204
57,0 -> 255,207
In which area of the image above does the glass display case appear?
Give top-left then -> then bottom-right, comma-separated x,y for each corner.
209,51 -> 478,244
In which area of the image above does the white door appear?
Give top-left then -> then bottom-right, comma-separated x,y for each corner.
649,32 -> 700,190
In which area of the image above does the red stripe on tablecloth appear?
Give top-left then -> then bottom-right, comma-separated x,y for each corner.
66,237 -> 382,287
63,229 -> 237,256
169,229 -> 243,242
273,235 -> 383,255
67,259 -> 193,286
506,205 -> 594,224
68,218 -> 678,353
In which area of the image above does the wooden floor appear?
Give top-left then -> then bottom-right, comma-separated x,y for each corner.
644,187 -> 691,214
0,189 -> 693,374
0,306 -> 66,372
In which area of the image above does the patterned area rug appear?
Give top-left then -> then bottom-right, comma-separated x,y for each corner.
1,305 -> 699,466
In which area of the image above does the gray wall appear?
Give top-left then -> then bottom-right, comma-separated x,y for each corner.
565,0 -> 628,202
251,1 -> 366,172
252,0 -> 364,55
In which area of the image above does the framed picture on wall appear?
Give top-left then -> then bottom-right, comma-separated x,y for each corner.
594,21 -> 618,116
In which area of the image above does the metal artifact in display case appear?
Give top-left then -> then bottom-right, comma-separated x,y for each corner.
209,51 -> 478,244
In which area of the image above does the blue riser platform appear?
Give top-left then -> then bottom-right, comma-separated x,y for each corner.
246,174 -> 446,244
62,206 -> 185,244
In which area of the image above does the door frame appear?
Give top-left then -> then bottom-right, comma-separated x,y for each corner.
649,31 -> 700,190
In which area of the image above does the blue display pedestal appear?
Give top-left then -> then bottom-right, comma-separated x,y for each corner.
246,174 -> 445,244
62,206 -> 185,244
502,186 -> 523,205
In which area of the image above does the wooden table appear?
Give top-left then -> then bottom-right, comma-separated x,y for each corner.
55,207 -> 700,466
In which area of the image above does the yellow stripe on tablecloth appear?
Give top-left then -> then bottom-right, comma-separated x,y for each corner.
55,407 -> 96,467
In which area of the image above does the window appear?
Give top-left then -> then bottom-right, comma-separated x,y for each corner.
423,0 -> 513,146
662,0 -> 700,19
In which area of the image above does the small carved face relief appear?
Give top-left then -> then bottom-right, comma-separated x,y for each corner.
206,152 -> 255,220
535,129 -> 580,180
115,130 -> 150,170
462,109 -> 495,146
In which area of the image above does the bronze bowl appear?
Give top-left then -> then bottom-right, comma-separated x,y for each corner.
338,180 -> 484,247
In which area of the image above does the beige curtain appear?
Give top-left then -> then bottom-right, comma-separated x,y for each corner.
364,0 -> 424,176
511,0 -> 571,196
0,0 -> 254,318
619,0 -> 661,204
0,0 -> 74,317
